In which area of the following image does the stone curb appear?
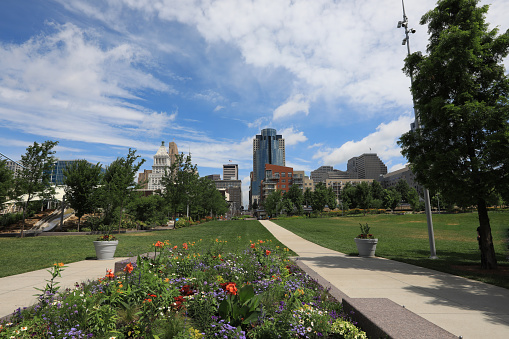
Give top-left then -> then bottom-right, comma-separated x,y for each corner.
293,258 -> 457,339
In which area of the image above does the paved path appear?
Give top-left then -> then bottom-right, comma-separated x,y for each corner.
0,258 -> 128,319
259,219 -> 509,339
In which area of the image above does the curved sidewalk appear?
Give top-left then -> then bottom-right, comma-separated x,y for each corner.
259,220 -> 509,339
0,258 -> 129,320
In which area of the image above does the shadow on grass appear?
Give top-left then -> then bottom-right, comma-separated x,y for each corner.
297,252 -> 509,328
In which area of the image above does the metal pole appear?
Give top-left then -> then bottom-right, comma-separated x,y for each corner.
399,0 -> 437,259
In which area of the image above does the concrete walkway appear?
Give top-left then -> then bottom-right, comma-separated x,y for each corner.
0,257 -> 128,319
259,220 -> 509,339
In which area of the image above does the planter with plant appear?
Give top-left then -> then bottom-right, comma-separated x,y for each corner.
93,225 -> 118,260
354,223 -> 378,257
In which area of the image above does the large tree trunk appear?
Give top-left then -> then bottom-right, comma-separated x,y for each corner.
477,198 -> 498,269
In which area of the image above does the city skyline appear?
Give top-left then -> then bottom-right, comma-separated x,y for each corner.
1,1 -> 508,209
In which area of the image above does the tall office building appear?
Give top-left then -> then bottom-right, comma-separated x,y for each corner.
251,128 -> 285,205
347,153 -> 387,179
223,163 -> 238,180
168,141 -> 178,165
147,141 -> 172,191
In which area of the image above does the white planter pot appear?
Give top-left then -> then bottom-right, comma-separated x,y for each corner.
93,240 -> 119,260
354,238 -> 378,257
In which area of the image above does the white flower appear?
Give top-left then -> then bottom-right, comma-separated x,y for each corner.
21,327 -> 27,331
307,327 -> 312,332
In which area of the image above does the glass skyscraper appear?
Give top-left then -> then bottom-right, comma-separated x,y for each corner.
251,128 -> 285,205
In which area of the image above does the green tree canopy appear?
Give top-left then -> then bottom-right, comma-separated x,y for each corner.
399,0 -> 509,268
162,153 -> 199,218
100,149 -> 145,230
14,140 -> 58,237
284,184 -> 304,215
263,189 -> 282,217
63,160 -> 103,231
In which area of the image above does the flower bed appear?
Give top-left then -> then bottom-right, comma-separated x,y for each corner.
0,238 -> 367,338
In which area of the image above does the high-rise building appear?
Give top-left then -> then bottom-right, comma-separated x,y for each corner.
260,164 -> 293,200
251,128 -> 285,205
168,141 -> 178,165
147,141 -> 172,191
347,153 -> 387,179
223,163 -> 238,180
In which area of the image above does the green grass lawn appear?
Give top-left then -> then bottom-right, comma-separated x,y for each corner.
0,220 -> 293,278
274,211 -> 509,289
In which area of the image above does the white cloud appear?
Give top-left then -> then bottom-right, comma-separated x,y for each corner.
315,114 -> 413,167
279,127 -> 307,146
214,105 -> 225,112
273,94 -> 310,120
0,23 -> 174,150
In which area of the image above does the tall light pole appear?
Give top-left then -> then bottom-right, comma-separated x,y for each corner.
398,0 -> 438,259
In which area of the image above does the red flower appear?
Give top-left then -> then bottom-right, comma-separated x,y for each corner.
179,285 -> 194,296
183,243 -> 188,250
265,250 -> 271,256
251,243 -> 256,249
173,296 -> 185,310
154,241 -> 164,248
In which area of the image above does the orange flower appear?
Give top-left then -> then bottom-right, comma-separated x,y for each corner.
173,245 -> 178,250
124,263 -> 134,274
106,269 -> 115,280
265,250 -> 271,256
251,243 -> 256,249
225,282 -> 238,295
183,243 -> 188,250
154,241 -> 164,248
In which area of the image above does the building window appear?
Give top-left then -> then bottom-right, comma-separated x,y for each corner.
282,179 -> 286,183
282,185 -> 286,188
281,172 -> 286,177
288,172 -> 292,177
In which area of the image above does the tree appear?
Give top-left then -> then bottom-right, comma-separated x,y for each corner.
194,177 -> 228,218
354,182 -> 372,215
383,188 -> 401,212
263,189 -> 282,217
311,182 -> 328,213
100,149 -> 145,230
340,183 -> 356,210
285,184 -> 304,215
14,141 -> 58,237
127,194 -> 169,226
399,0 -> 509,269
0,160 -> 13,208
63,160 -> 103,231
303,188 -> 313,207
371,181 -> 384,209
162,153 -> 199,219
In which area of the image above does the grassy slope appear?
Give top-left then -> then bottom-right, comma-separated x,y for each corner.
274,212 -> 509,289
0,220 -> 292,278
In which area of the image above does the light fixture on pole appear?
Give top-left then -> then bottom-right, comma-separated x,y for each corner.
398,0 -> 438,259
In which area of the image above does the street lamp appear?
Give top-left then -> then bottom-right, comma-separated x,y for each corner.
398,0 -> 438,259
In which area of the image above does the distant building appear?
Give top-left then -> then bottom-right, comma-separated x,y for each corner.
168,141 -> 178,165
380,165 -> 422,196
251,128 -> 285,205
311,165 -> 350,183
5,160 -> 22,177
147,141 -> 171,192
205,174 -> 221,181
49,160 -> 105,185
223,163 -> 238,180
137,141 -> 177,195
260,164 -> 293,201
138,169 -> 152,189
347,153 -> 387,179
212,178 -> 242,214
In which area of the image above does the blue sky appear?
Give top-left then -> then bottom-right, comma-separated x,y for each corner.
1,0 -> 508,207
